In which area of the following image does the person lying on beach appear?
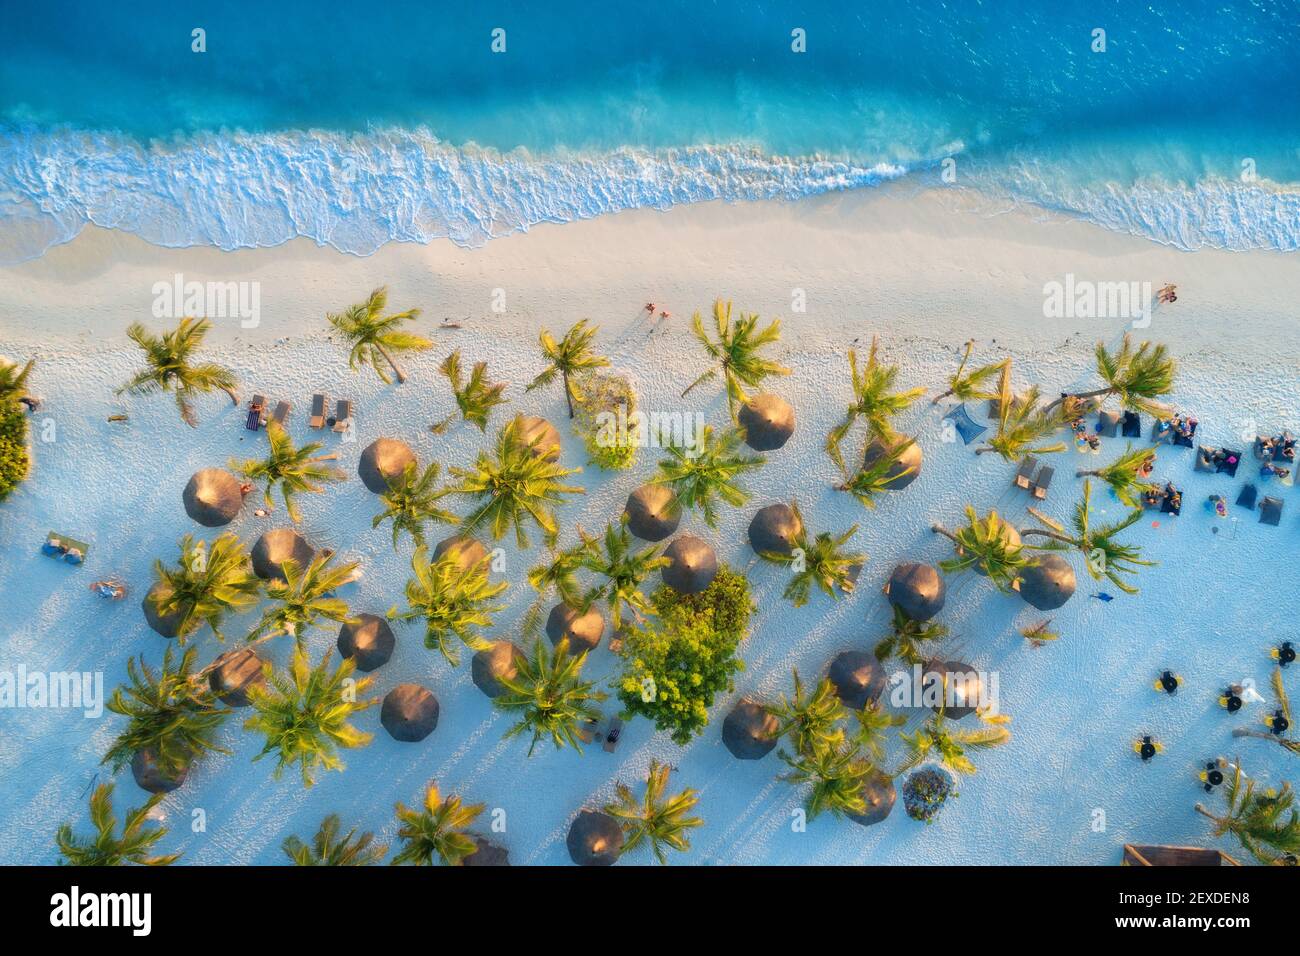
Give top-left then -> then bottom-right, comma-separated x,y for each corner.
1156,283 -> 1177,303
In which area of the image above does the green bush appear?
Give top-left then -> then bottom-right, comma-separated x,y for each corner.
0,403 -> 30,501
616,566 -> 754,744
573,370 -> 638,470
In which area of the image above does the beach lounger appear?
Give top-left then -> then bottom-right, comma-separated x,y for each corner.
1235,484 -> 1258,510
1031,465 -> 1054,500
943,403 -> 987,445
1194,447 -> 1216,473
309,393 -> 327,429
272,400 -> 291,426
1121,411 -> 1141,438
1013,456 -> 1038,490
577,718 -> 600,745
42,531 -> 89,565
1254,435 -> 1275,461
1216,449 -> 1242,477
332,399 -> 353,433
1160,488 -> 1183,516
1173,420 -> 1197,448
246,394 -> 267,431
1097,410 -> 1120,437
1259,496 -> 1283,526
602,717 -> 624,753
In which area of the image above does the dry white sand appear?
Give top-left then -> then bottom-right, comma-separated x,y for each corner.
2,185 -> 1299,864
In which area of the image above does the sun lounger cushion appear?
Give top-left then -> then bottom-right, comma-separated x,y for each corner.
272,401 -> 290,425
1014,456 -> 1038,488
1032,465 -> 1054,497
1097,410 -> 1120,437
1235,484 -> 1258,509
1259,496 -> 1283,526
943,404 -> 987,445
1173,421 -> 1197,448
1120,411 -> 1141,438
1194,447 -> 1216,473
1216,450 -> 1241,477
1160,492 -> 1182,516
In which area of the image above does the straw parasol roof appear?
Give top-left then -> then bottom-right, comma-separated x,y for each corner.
381,684 -> 440,742
827,651 -> 886,709
208,647 -> 267,707
1017,553 -> 1076,610
336,613 -> 396,672
131,746 -> 189,794
884,562 -> 946,621
251,528 -> 315,581
566,810 -> 624,866
623,483 -> 681,542
432,534 -> 489,573
747,503 -> 803,556
863,434 -> 922,490
182,467 -> 244,526
546,603 -> 605,653
923,659 -> 984,720
722,698 -> 780,760
514,415 -> 562,461
471,641 -> 525,698
358,438 -> 415,494
463,835 -> 511,866
661,534 -> 718,594
142,582 -> 186,639
738,393 -> 795,451
847,769 -> 896,827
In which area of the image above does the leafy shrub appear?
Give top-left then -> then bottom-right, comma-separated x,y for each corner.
573,370 -> 638,470
615,566 -> 754,744
902,767 -> 957,823
0,403 -> 30,501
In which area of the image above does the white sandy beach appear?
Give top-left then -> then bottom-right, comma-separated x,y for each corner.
2,185 -> 1299,865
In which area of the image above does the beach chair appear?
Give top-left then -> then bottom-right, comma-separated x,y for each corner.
246,394 -> 267,431
1173,419 -> 1198,448
332,399 -> 353,433
942,404 -> 987,445
1160,487 -> 1183,516
1235,484 -> 1258,510
1217,449 -> 1242,477
1259,496 -> 1283,526
271,400 -> 291,426
602,716 -> 624,753
1121,411 -> 1141,438
309,393 -> 327,429
1097,410 -> 1120,437
42,531 -> 89,566
1275,431 -> 1296,463
1254,435 -> 1275,461
577,718 -> 600,745
1194,447 -> 1217,473
1013,456 -> 1038,490
1031,465 -> 1054,500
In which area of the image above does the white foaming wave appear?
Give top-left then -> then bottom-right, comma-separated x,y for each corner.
0,127 -> 909,263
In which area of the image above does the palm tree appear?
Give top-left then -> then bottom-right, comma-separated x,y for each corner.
327,286 -> 431,384
1020,619 -> 1061,647
651,425 -> 764,528
974,364 -> 1066,461
233,421 -> 346,522
681,300 -> 790,418
523,544 -> 587,640
494,638 -> 607,756
932,507 -> 1031,593
449,417 -> 584,548
766,669 -> 847,756
119,317 -> 238,426
282,814 -> 387,865
1077,444 -> 1159,508
576,522 -> 669,630
854,700 -> 905,765
1195,762 -> 1300,865
779,740 -> 874,820
102,646 -> 231,780
372,461 -> 458,550
527,319 -> 610,418
392,782 -> 485,866
247,553 -> 359,644
825,337 -> 924,473
757,503 -> 863,607
55,783 -> 179,866
391,546 -> 508,666
431,350 -> 508,434
244,646 -> 376,787
931,341 -> 1005,405
0,356 -> 34,405
874,605 -> 949,665
1232,670 -> 1299,756
899,707 -> 1012,776
605,760 -> 703,864
1021,479 -> 1155,594
835,439 -> 917,508
147,533 -> 261,641
1044,334 -> 1177,416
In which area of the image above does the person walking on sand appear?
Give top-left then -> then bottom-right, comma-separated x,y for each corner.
1157,283 -> 1177,304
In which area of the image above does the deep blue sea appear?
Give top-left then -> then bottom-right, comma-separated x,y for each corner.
1,0 -> 1298,261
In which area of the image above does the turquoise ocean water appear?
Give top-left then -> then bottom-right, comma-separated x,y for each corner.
1,0 -> 1298,261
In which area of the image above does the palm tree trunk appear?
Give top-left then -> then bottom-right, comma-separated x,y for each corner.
562,371 -> 574,419
931,389 -> 954,406
1231,728 -> 1277,742
931,524 -> 958,544
221,386 -> 240,406
1044,387 -> 1111,416
1020,529 -> 1073,545
1193,803 -> 1222,823
1076,469 -> 1102,477
374,342 -> 407,384
973,447 -> 997,455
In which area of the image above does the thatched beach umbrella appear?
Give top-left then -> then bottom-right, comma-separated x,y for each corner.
142,582 -> 185,639
1017,553 -> 1076,610
514,415 -> 562,462
463,835 -> 510,866
546,603 -> 605,653
336,613 -> 396,672
863,434 -> 922,490
923,659 -> 984,720
623,483 -> 681,542
131,746 -> 188,794
827,651 -> 886,710
471,641 -> 525,698
747,503 -> 803,556
722,698 -> 780,760
432,534 -> 489,573
381,684 -> 440,742
662,534 -> 718,594
883,562 -> 946,621
847,769 -> 896,827
566,810 -> 624,866
183,467 -> 244,527
738,393 -> 795,451
358,438 -> 415,494
251,528 -> 315,581
208,647 -> 267,707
